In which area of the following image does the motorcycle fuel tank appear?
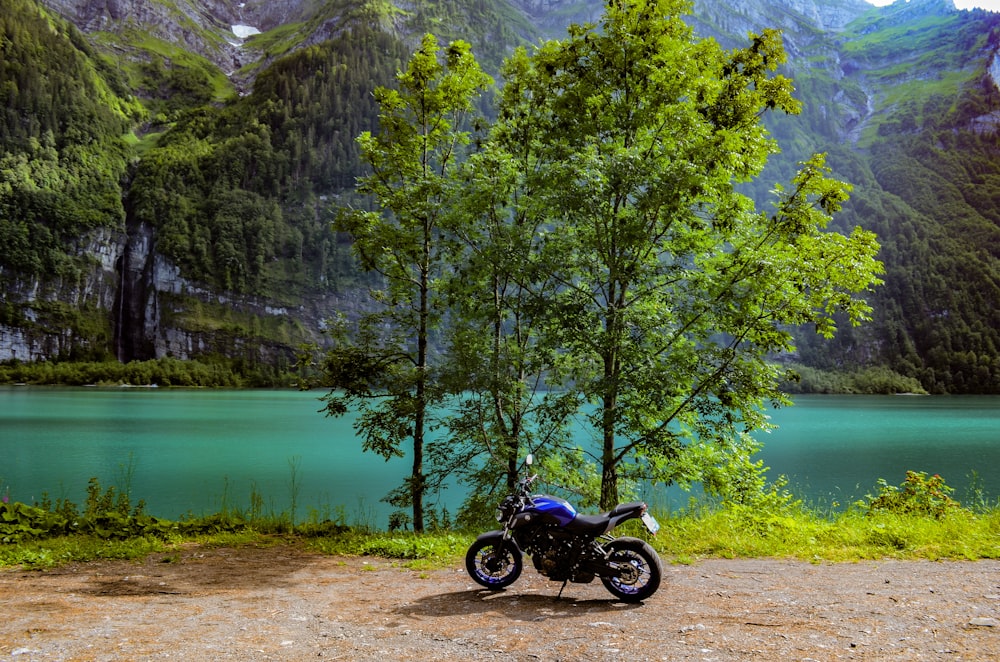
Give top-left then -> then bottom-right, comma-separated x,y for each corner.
524,495 -> 577,526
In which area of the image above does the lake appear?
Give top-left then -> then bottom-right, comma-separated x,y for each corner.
2,387 -> 999,525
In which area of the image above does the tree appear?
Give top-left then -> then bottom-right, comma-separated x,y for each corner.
321,34 -> 492,532
433,119 -> 581,521
491,0 -> 883,509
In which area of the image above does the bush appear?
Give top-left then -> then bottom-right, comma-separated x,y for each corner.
0,501 -> 72,542
860,470 -> 960,518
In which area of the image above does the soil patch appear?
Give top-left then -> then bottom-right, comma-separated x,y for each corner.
2,544 -> 1000,660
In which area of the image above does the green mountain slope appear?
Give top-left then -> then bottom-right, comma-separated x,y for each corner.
682,0 -> 1000,393
764,0 -> 1000,392
0,0 -> 140,275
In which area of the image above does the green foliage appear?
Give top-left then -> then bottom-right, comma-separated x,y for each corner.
118,30 -> 233,114
323,34 -> 493,531
655,499 -> 1000,561
0,0 -> 537,306
469,0 -> 882,509
752,6 -> 1000,395
5,0 -> 1000,401
0,0 -> 140,276
313,0 -> 887,524
0,501 -> 69,542
125,22 -> 412,293
0,534 -> 167,569
4,474 -> 1000,568
0,473 -> 333,562
247,26 -> 411,191
0,1 -> 139,144
0,357 -> 297,387
312,531 -> 467,561
699,433 -> 800,514
658,466 -> 1000,560
0,477 -> 158,543
860,471 -> 960,519
781,364 -> 928,395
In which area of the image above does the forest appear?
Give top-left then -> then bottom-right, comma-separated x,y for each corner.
0,0 -> 139,276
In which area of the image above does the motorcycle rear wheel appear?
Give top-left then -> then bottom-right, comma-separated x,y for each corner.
600,537 -> 662,603
466,538 -> 522,589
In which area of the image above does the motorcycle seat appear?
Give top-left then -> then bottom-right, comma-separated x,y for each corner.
563,501 -> 647,536
608,501 -> 646,518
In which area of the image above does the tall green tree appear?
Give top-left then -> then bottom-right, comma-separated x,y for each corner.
322,34 -> 492,532
494,0 -> 883,508
433,126 -> 580,520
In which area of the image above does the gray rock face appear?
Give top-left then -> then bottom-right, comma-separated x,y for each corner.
0,227 -> 123,362
43,0 -> 246,74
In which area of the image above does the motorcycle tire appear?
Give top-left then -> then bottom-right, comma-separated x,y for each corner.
600,536 -> 662,603
465,537 -> 522,589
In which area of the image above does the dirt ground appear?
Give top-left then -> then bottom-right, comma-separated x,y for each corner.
1,543 -> 999,661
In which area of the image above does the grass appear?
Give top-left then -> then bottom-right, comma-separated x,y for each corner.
0,535 -> 169,568
304,530 -> 470,570
4,502 -> 1000,571
3,469 -> 998,570
654,504 -> 1000,563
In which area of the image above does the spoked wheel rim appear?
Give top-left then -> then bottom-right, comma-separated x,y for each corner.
466,539 -> 522,589
475,545 -> 516,584
607,549 -> 651,595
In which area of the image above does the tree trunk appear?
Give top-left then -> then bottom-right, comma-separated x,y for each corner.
600,287 -> 623,511
600,390 -> 619,511
412,246 -> 430,533
600,436 -> 618,511
411,412 -> 424,532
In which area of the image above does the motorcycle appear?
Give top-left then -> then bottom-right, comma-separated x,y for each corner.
465,455 -> 663,602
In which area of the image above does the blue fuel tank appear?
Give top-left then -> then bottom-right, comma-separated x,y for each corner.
526,495 -> 578,526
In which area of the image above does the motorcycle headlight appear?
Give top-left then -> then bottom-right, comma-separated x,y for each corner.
496,496 -> 516,523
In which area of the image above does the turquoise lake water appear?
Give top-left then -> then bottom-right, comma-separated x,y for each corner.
2,387 -> 999,525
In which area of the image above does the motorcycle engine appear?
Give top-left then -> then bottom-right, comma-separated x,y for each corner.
533,545 -> 562,577
526,528 -> 579,580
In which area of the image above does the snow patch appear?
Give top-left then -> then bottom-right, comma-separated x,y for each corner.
232,25 -> 261,39
990,52 -> 1000,92
974,53 -> 1000,133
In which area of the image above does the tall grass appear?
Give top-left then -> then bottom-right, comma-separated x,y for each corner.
654,502 -> 1000,562
4,472 -> 1000,569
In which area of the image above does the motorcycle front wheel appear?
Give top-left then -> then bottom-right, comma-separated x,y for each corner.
465,537 -> 522,589
600,536 -> 663,603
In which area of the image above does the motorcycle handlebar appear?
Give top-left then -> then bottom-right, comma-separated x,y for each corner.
518,473 -> 538,494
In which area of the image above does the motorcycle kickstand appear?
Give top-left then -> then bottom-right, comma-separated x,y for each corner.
557,579 -> 568,600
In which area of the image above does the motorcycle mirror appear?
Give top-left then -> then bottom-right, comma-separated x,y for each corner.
525,454 -> 533,466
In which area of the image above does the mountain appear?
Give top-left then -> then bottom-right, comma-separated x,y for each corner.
3,0 -> 1000,392
757,0 -> 1000,393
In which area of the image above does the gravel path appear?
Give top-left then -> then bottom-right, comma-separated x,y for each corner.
2,544 -> 1000,660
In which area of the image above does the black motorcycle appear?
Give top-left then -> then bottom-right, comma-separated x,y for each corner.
465,455 -> 663,602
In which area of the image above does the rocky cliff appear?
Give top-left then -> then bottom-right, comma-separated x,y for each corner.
0,227 -> 122,362
44,0 -> 248,73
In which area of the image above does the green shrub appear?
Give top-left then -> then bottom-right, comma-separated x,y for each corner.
860,470 -> 960,518
0,501 -> 73,542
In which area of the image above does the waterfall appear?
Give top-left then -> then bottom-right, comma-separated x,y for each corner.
115,219 -> 157,363
115,253 -> 126,362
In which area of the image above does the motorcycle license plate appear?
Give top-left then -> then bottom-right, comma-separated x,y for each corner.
641,512 -> 660,535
